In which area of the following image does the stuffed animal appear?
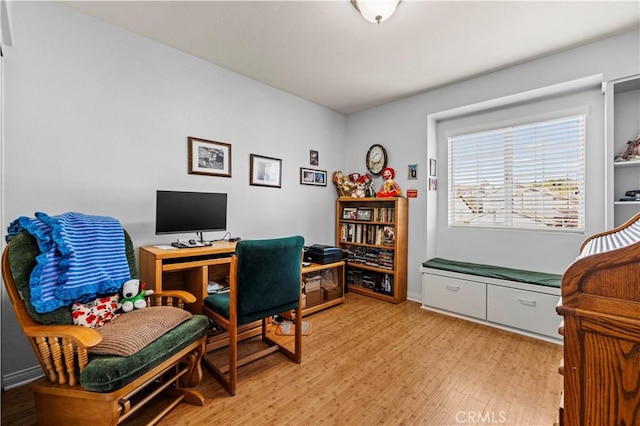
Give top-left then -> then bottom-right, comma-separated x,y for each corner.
352,176 -> 367,198
362,174 -> 375,197
376,167 -> 403,197
120,279 -> 154,312
333,171 -> 357,197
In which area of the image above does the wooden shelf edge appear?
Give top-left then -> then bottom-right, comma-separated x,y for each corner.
345,262 -> 395,274
303,297 -> 346,316
348,284 -> 403,303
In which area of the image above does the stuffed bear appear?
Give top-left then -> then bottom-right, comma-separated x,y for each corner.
352,176 -> 367,198
120,279 -> 154,312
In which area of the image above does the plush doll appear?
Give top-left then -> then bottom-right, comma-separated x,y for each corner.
362,174 -> 376,197
376,167 -> 403,197
120,279 -> 154,312
333,171 -> 355,197
352,176 -> 367,198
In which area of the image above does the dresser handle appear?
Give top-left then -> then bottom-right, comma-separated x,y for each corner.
446,285 -> 460,291
518,297 -> 536,307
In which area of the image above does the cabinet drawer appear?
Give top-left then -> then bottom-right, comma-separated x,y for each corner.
422,274 -> 486,320
487,285 -> 561,338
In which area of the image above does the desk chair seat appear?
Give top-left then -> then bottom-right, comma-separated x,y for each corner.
203,235 -> 304,395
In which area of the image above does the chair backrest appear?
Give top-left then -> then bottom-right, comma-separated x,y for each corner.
3,230 -> 138,325
234,236 -> 304,324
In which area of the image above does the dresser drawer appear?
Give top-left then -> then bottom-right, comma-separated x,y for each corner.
487,285 -> 561,338
422,274 -> 486,320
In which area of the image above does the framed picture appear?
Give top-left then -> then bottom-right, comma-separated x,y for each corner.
188,137 -> 232,177
310,150 -> 319,166
408,164 -> 418,180
342,207 -> 357,220
250,154 -> 282,188
429,177 -> 437,191
429,158 -> 437,177
300,168 -> 327,186
356,208 -> 374,221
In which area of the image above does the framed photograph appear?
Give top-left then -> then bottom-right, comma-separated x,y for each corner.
408,164 -> 418,180
429,158 -> 437,177
300,168 -> 327,186
250,154 -> 282,188
429,177 -> 438,191
356,208 -> 374,221
310,150 -> 319,166
188,137 -> 232,177
342,207 -> 357,220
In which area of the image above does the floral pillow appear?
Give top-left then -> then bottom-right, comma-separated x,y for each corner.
71,295 -> 120,328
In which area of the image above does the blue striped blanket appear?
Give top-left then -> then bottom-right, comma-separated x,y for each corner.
7,212 -> 131,313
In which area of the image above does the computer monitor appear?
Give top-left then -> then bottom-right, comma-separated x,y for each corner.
155,190 -> 227,241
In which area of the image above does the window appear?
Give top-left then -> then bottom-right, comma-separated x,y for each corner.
448,115 -> 585,231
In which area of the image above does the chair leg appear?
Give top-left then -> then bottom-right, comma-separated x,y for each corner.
228,319 -> 238,396
294,305 -> 302,363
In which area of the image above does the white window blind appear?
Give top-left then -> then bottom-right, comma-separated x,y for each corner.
448,115 -> 585,231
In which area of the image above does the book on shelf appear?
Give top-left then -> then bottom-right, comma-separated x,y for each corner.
340,223 -> 396,246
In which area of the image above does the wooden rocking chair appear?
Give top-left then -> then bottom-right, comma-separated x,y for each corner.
2,230 -> 210,425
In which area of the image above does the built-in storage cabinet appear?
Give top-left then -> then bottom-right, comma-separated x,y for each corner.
608,75 -> 640,227
421,268 -> 561,343
336,197 -> 408,303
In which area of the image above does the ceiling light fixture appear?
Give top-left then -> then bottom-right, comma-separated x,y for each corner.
351,0 -> 400,24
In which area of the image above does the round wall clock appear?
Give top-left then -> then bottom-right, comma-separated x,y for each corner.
366,144 -> 387,175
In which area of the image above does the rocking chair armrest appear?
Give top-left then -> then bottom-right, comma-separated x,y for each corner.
152,290 -> 197,305
23,324 -> 103,348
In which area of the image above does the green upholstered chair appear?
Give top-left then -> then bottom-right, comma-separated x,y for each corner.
202,235 -> 304,395
2,231 -> 210,426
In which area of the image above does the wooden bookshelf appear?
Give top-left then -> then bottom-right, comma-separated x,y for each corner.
336,197 -> 408,303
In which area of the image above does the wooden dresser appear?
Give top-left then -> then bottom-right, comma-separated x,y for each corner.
556,212 -> 640,425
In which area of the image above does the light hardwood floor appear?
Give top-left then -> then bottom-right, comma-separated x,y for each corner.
2,293 -> 563,425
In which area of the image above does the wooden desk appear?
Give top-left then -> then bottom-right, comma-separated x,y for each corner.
139,243 -> 345,316
139,244 -> 345,351
139,242 -> 237,315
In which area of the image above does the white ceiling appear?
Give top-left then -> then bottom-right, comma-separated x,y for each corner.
62,0 -> 640,115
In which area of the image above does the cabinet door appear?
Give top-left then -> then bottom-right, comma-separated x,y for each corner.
487,285 -> 560,338
422,273 -> 486,320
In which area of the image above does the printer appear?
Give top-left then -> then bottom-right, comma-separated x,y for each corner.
304,244 -> 343,264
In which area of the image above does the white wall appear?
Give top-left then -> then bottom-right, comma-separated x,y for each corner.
434,84 -> 603,272
345,30 -> 640,300
1,2 -> 346,386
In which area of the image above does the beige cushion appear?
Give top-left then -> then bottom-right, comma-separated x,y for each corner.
89,306 -> 192,357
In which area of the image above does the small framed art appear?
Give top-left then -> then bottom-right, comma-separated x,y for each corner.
408,164 -> 418,180
300,168 -> 327,186
342,207 -> 357,220
188,137 -> 232,177
356,208 -> 374,221
429,158 -> 437,177
250,154 -> 282,188
429,177 -> 437,191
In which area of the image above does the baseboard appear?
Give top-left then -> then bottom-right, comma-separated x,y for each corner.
407,291 -> 421,303
2,366 -> 42,391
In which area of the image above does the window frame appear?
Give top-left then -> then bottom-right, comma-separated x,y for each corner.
447,114 -> 586,233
